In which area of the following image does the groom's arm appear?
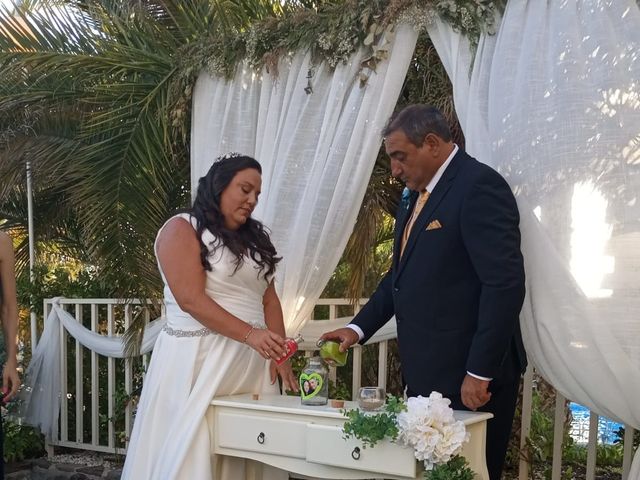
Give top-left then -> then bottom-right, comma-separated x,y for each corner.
350,270 -> 395,344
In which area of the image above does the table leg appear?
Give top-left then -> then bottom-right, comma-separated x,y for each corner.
460,421 -> 490,480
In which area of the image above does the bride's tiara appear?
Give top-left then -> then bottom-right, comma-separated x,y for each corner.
214,151 -> 244,163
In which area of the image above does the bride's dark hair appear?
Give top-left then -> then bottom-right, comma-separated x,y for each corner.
190,154 -> 280,279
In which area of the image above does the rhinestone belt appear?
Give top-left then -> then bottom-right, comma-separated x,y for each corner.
161,322 -> 266,338
162,325 -> 213,337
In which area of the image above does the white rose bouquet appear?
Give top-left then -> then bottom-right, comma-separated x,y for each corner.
342,391 -> 474,480
396,392 -> 470,470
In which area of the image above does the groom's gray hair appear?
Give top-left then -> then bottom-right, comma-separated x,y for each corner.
383,105 -> 452,146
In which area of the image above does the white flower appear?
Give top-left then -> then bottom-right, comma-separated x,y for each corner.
396,392 -> 470,470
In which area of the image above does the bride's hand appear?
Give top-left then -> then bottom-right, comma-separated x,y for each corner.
245,327 -> 286,360
270,360 -> 299,393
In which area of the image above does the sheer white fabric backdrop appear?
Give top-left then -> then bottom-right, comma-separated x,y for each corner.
427,0 -> 640,475
20,299 -> 165,439
191,24 -> 418,335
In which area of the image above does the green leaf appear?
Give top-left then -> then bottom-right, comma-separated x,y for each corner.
341,394 -> 405,448
423,455 -> 475,480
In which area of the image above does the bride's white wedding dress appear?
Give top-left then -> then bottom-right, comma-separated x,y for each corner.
122,214 -> 288,480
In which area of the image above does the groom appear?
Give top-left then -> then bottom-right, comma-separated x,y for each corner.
321,105 -> 526,480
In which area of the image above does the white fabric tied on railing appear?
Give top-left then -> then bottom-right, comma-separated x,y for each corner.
20,298 -> 165,440
426,1 -> 640,477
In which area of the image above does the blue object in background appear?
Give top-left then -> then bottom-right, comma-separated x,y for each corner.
569,402 -> 623,444
400,187 -> 411,210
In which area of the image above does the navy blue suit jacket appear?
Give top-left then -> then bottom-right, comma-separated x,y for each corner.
352,149 -> 526,396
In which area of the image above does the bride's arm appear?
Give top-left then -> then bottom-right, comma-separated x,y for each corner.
263,282 -> 285,338
0,232 -> 20,402
156,217 -> 286,360
263,282 -> 298,391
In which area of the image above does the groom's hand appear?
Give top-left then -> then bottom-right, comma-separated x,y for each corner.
461,374 -> 491,411
319,327 -> 359,353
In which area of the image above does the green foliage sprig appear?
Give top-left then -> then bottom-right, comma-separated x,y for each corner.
424,454 -> 474,480
2,418 -> 45,463
341,394 -> 406,448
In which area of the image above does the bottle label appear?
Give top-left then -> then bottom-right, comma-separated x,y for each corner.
275,338 -> 298,365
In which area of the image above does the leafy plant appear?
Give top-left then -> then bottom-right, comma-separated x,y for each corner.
16,263 -> 115,318
329,377 -> 351,401
424,454 -> 474,480
614,425 -> 640,449
2,417 -> 45,463
508,375 -> 629,479
341,394 -> 406,448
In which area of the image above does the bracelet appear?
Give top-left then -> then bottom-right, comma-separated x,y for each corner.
243,326 -> 255,343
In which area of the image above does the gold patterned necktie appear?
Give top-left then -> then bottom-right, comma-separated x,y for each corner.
400,190 -> 430,257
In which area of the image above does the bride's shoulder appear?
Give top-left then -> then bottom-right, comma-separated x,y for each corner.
155,214 -> 198,246
159,213 -> 196,232
0,231 -> 13,255
157,216 -> 195,243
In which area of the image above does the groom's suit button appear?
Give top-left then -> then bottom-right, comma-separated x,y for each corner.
394,287 -> 399,292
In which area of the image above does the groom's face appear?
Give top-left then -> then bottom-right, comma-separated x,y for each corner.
385,130 -> 436,192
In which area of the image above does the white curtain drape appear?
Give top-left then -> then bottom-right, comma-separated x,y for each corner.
191,25 -> 418,335
427,0 -> 640,475
20,299 -> 165,439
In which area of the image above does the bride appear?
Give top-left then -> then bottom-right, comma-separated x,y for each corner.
122,153 -> 297,479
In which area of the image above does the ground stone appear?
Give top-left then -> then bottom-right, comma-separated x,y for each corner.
33,458 -> 51,469
76,466 -> 104,476
9,452 -> 124,479
105,469 -> 122,480
56,463 -> 80,472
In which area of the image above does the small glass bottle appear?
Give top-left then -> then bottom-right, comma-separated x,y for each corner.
299,356 -> 329,406
317,339 -> 348,367
275,333 -> 303,365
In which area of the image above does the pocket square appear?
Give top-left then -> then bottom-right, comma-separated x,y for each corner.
426,220 -> 442,230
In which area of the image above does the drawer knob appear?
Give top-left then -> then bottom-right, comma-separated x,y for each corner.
257,432 -> 265,444
351,446 -> 361,460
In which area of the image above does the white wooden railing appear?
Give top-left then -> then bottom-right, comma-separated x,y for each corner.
36,297 -> 637,479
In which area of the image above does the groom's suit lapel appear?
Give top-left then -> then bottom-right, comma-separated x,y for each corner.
394,151 -> 465,280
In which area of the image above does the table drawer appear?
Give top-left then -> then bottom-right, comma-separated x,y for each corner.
306,424 -> 417,477
216,412 -> 306,459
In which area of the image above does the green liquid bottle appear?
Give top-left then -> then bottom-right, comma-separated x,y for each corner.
316,339 -> 348,367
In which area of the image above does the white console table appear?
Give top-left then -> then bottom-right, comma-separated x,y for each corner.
207,394 -> 492,480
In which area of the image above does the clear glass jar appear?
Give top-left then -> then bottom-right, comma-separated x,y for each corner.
299,356 -> 329,406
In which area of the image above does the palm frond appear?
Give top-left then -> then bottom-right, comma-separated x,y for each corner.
342,163 -> 400,302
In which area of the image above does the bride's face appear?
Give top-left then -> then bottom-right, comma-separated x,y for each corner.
220,168 -> 262,230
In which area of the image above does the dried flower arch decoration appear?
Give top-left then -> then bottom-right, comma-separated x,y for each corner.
177,0 -> 506,82
171,1 -> 506,137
